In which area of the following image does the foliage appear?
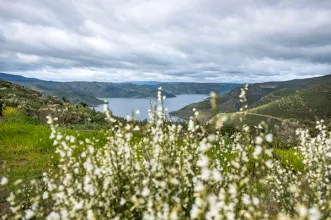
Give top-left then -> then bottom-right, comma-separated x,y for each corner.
1,89 -> 330,219
173,74 -> 331,122
0,79 -> 109,125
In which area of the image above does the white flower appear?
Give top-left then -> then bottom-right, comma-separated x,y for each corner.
296,204 -> 308,217
141,187 -> 150,197
1,177 -> 8,185
252,197 -> 259,205
265,133 -> 273,143
253,145 -> 263,157
43,191 -> 49,199
87,210 -> 95,220
188,119 -> 195,131
201,168 -> 211,180
308,207 -> 320,220
265,160 -> 273,168
242,194 -> 251,205
47,212 -> 60,220
120,198 -> 126,205
74,201 -> 84,210
25,209 -> 35,219
255,136 -> 263,144
212,170 -> 223,181
190,204 -> 200,219
197,155 -> 209,167
210,91 -> 217,98
103,103 -> 108,112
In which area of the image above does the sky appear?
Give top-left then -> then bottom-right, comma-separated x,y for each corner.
0,0 -> 331,83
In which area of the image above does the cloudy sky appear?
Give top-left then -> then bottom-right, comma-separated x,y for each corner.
0,0 -> 331,83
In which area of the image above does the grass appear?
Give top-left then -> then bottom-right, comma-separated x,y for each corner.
273,148 -> 304,173
0,108 -> 305,181
1,107 -> 329,218
0,108 -> 52,180
0,109 -> 108,181
0,108 -> 109,216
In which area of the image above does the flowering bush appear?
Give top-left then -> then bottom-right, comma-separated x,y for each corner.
1,88 -> 330,219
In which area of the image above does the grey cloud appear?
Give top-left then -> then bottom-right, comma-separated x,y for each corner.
0,0 -> 330,83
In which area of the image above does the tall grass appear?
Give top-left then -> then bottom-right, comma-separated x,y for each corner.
1,88 -> 330,219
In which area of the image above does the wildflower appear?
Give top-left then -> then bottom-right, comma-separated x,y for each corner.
255,136 -> 263,144
43,191 -> 49,199
253,145 -> 263,157
25,209 -> 35,219
265,160 -> 273,168
197,155 -> 209,167
265,133 -> 273,143
141,187 -> 150,197
190,204 -> 200,219
47,212 -> 61,220
296,204 -> 308,217
87,210 -> 95,220
201,168 -> 211,180
1,176 -> 8,185
308,207 -> 321,220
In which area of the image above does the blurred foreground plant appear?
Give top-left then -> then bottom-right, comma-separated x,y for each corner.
1,87 -> 330,220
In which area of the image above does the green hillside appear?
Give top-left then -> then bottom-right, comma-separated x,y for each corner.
0,79 -> 107,125
172,74 -> 331,120
208,83 -> 331,130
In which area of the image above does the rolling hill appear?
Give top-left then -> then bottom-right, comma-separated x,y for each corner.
171,74 -> 331,122
206,82 -> 331,139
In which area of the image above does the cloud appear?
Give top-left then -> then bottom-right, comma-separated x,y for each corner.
0,0 -> 330,83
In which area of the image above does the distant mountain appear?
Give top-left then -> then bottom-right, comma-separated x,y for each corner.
129,81 -> 162,85
0,73 -> 175,106
0,73 -> 240,106
171,74 -> 331,123
149,82 -> 241,95
0,72 -> 42,82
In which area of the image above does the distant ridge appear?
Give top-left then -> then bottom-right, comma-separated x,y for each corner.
0,72 -> 43,82
0,72 -> 239,106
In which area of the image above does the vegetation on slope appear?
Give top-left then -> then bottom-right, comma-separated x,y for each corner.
172,74 -> 331,120
0,79 -> 107,125
1,79 -> 331,219
209,83 -> 331,128
1,94 -> 330,219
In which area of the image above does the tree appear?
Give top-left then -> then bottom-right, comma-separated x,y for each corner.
79,102 -> 88,108
62,97 -> 69,103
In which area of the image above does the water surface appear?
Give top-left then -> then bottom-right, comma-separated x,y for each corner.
94,94 -> 209,120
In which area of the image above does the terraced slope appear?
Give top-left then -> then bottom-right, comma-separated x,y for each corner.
208,83 -> 331,128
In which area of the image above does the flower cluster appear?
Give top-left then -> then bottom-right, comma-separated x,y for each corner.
2,91 -> 331,220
